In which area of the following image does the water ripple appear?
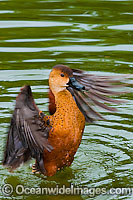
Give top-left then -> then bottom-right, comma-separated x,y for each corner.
0,44 -> 133,52
108,24 -> 133,30
0,20 -> 72,28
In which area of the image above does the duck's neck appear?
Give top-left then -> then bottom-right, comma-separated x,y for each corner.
52,89 -> 85,131
53,89 -> 82,116
55,89 -> 73,109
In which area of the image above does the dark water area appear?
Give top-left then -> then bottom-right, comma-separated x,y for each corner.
0,0 -> 133,199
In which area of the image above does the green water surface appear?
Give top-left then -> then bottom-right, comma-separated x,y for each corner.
0,0 -> 133,200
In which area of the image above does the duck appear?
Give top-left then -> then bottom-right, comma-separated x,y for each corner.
2,64 -> 130,176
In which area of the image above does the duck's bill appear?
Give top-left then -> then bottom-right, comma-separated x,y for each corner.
68,77 -> 85,91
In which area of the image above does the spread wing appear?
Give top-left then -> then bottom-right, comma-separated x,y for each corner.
71,69 -> 132,123
3,85 -> 53,173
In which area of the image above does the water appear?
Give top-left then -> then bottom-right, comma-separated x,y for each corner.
0,0 -> 133,199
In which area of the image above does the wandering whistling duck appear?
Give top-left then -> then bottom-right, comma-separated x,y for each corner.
2,65 -> 131,176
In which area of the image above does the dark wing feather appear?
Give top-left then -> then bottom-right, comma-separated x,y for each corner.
3,85 -> 53,173
72,69 -> 132,123
48,89 -> 56,115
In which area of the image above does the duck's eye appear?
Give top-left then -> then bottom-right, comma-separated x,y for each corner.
60,73 -> 65,77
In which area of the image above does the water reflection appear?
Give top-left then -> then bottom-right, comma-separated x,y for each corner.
108,24 -> 133,31
0,21 -> 72,28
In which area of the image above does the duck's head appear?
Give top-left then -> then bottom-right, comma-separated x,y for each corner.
49,64 -> 85,95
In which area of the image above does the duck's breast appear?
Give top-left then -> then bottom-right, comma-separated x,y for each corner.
49,89 -> 85,150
